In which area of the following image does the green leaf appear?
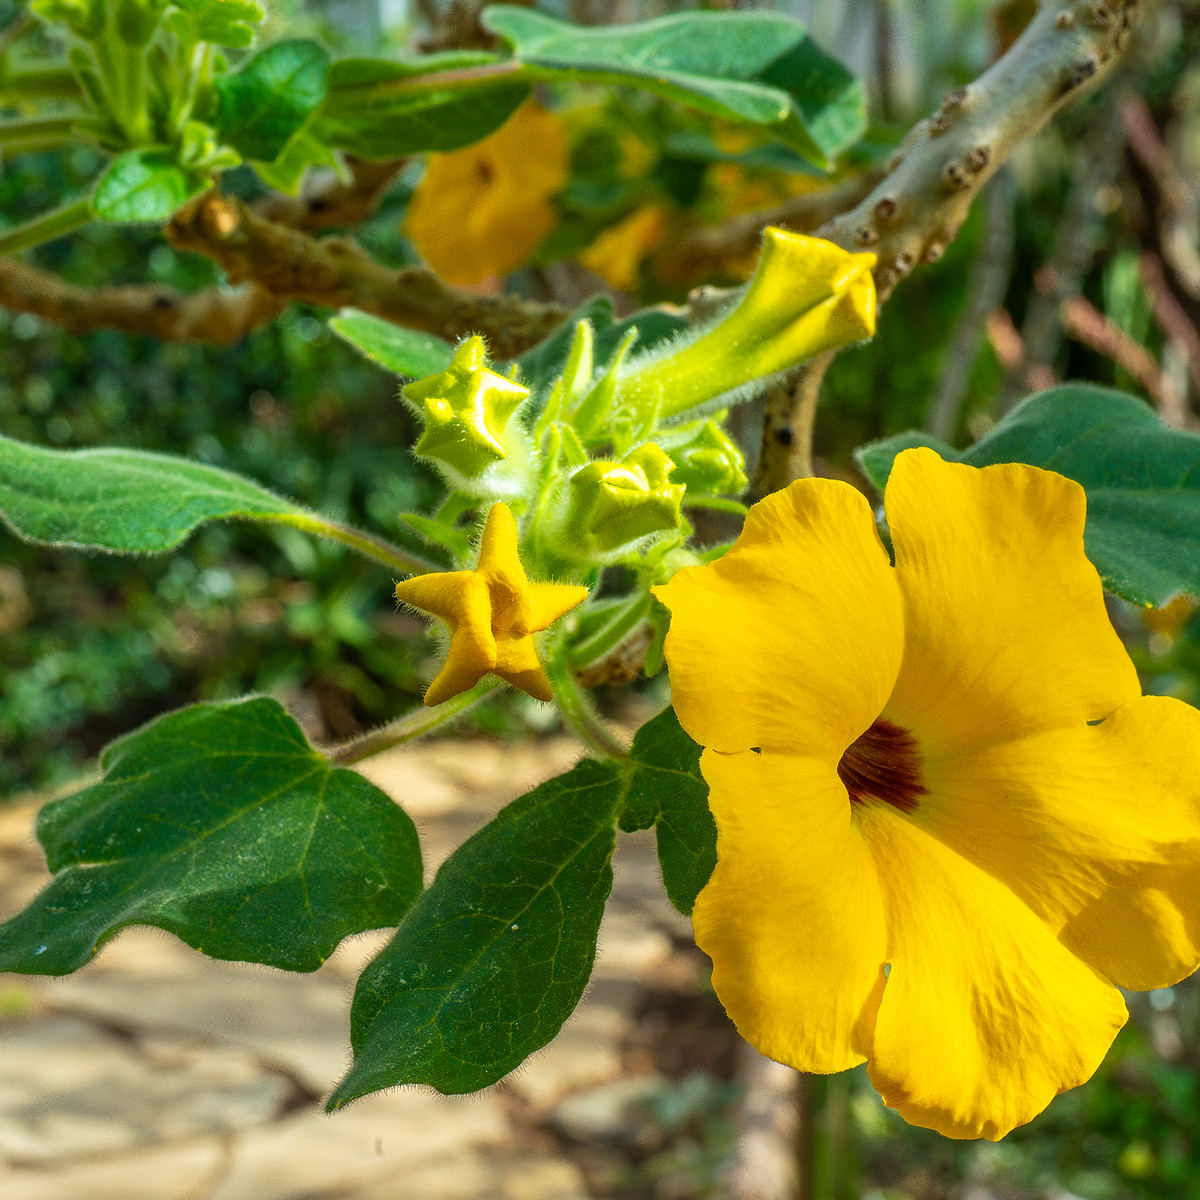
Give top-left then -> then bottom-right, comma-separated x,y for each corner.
484,6 -> 792,123
317,54 -> 529,157
399,512 -> 472,560
482,5 -> 863,164
855,386 -> 1200,606
217,38 -> 331,163
0,435 -> 312,554
91,149 -> 209,223
0,698 -> 422,975
328,757 -> 624,1105
756,35 -> 866,164
172,0 -> 264,48
620,707 -> 715,917
329,308 -> 455,378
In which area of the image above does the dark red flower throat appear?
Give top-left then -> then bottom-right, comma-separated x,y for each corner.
836,720 -> 926,813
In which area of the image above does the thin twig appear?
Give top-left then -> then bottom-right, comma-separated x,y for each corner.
749,353 -> 834,499
1141,250 -> 1200,399
1061,292 -> 1188,421
0,257 -> 286,343
0,155 -> 406,343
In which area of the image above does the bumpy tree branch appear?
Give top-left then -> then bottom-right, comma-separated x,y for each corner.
252,155 -> 408,233
753,0 -> 1147,495
0,155 -> 405,344
0,257 -> 285,343
166,191 -> 569,359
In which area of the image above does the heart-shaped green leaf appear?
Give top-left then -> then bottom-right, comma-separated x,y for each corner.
0,698 -> 423,975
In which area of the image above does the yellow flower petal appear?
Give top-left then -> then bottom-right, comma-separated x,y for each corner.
404,101 -> 568,286
578,205 -> 669,292
916,693 -> 1200,991
653,478 -> 903,758
693,749 -> 886,1073
883,448 -> 1140,749
860,802 -> 1127,1141
395,503 -> 587,706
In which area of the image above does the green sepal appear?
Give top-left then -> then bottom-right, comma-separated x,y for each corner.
571,328 -> 638,443
400,511 -> 473,562
172,0 -> 264,48
114,0 -> 168,48
0,698 -> 424,975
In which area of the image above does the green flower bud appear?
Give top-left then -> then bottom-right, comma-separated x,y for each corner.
614,229 -> 876,419
658,415 -> 747,496
562,443 -> 685,560
403,336 -> 533,496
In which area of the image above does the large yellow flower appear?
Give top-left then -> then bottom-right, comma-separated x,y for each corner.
653,448 -> 1200,1141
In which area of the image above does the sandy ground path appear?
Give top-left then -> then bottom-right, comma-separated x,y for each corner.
0,735 -> 694,1200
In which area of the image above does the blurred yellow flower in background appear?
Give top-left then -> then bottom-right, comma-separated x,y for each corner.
404,101 -> 568,286
578,205 -> 669,292
655,449 -> 1200,1141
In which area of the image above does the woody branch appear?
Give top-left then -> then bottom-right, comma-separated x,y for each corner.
751,0 -> 1147,496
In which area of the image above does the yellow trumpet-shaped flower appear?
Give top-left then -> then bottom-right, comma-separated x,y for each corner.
615,229 -> 876,419
395,503 -> 587,707
654,448 -> 1200,1141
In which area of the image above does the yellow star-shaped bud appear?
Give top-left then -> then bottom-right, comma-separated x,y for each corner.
404,337 -> 530,477
394,503 -> 588,706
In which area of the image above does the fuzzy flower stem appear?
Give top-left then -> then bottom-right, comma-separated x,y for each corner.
543,644 -> 629,759
326,681 -> 499,765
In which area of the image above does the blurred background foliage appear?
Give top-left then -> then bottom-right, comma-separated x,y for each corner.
1,0 -> 1199,1195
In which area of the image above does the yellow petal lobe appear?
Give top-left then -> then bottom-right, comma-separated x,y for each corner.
394,504 -> 587,706
860,802 -> 1127,1141
884,449 -> 1140,748
917,693 -> 1200,991
653,477 -> 903,758
693,749 -> 886,1073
